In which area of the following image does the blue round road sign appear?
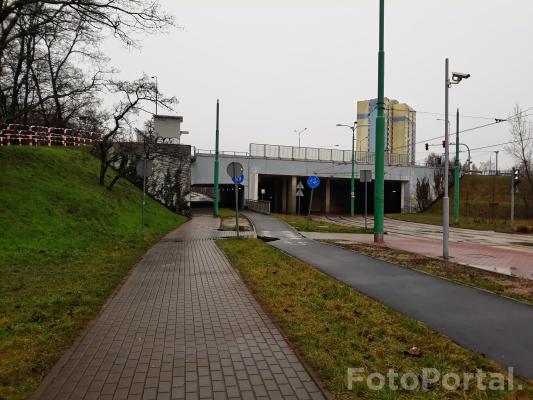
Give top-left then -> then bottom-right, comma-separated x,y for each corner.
307,175 -> 320,189
232,174 -> 244,185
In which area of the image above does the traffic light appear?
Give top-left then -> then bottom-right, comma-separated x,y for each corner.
513,168 -> 521,187
442,140 -> 446,148
425,143 -> 429,151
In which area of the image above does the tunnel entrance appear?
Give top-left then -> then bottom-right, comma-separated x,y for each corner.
191,184 -> 244,210
258,175 -> 403,215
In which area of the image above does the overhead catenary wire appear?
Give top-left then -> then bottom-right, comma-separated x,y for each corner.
393,106 -> 533,152
365,104 -> 509,121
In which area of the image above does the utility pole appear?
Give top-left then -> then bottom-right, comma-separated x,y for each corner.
213,100 -> 220,217
336,123 -> 358,216
374,0 -> 386,243
141,158 -> 147,238
454,109 -> 460,225
151,76 -> 158,115
443,58 -> 450,259
350,123 -> 356,217
295,128 -> 308,148
511,167 -> 515,230
511,170 -> 515,228
442,62 -> 470,259
494,151 -> 499,176
235,183 -> 240,237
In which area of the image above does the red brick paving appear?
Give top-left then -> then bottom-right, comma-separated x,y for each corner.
355,235 -> 533,279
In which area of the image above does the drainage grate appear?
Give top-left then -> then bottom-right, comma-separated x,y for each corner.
258,236 -> 280,243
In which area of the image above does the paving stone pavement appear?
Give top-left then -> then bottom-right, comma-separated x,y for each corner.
35,214 -> 326,400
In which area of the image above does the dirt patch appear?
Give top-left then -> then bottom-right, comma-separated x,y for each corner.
220,217 -> 252,231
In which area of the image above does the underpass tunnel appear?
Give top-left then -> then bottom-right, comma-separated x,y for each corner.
219,184 -> 245,209
257,175 -> 404,215
191,184 -> 244,210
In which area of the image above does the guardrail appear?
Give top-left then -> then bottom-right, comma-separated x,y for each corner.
249,143 -> 412,166
195,149 -> 250,157
0,130 -> 99,146
469,170 -> 513,177
246,200 -> 271,215
193,143 -> 414,166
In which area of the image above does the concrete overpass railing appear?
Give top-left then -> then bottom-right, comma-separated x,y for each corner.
249,143 -> 411,166
246,200 -> 271,215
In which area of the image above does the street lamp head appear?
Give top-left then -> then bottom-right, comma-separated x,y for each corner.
451,72 -> 471,84
336,123 -> 357,129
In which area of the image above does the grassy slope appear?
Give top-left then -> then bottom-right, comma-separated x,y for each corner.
0,147 -> 186,399
389,175 -> 533,231
218,239 -> 532,400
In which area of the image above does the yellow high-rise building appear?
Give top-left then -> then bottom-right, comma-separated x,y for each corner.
356,98 -> 416,164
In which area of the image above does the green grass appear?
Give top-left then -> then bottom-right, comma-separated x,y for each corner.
218,208 -> 252,231
276,214 -> 373,234
390,175 -> 533,232
218,208 -> 237,218
218,238 -> 532,400
386,213 -> 527,232
0,147 -> 187,399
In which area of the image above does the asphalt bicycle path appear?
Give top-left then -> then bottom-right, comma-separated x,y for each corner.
243,211 -> 533,381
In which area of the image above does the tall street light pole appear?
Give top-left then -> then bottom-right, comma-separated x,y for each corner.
454,108 -> 460,225
294,128 -> 308,148
151,76 -> 158,115
374,0 -> 386,243
443,59 -> 470,259
444,59 -> 450,259
336,122 -> 358,216
213,100 -> 220,217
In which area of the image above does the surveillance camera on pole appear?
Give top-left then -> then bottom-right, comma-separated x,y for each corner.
443,59 -> 470,260
451,72 -> 471,83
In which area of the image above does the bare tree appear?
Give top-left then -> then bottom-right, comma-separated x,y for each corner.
425,152 -> 445,197
106,120 -> 172,191
0,0 -> 174,55
415,177 -> 432,211
505,104 -> 533,215
506,105 -> 533,186
93,75 -> 176,187
478,159 -> 492,174
0,10 -> 108,125
0,0 -> 173,124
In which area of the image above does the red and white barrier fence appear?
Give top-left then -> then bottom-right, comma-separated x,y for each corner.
0,127 -> 101,147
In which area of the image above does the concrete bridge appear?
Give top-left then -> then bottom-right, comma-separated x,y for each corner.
191,143 -> 438,215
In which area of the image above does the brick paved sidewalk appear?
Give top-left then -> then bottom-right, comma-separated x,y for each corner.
35,215 -> 325,400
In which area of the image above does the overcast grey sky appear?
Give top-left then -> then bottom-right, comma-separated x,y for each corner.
102,0 -> 533,168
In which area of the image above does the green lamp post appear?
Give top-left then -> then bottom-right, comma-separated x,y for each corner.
374,0 -> 386,243
213,100 -> 220,217
454,109 -> 460,225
